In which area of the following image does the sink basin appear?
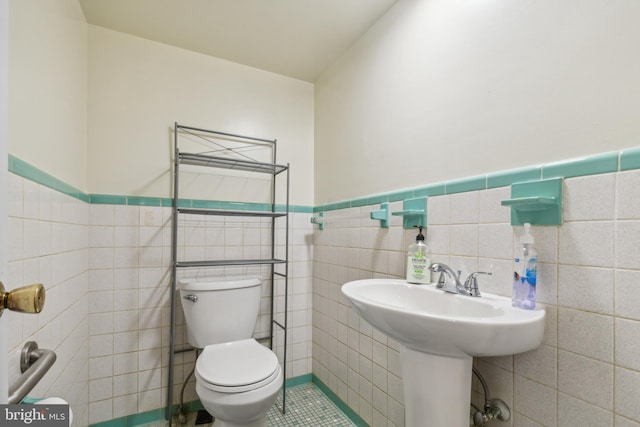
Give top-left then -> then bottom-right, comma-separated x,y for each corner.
342,279 -> 545,358
342,279 -> 545,426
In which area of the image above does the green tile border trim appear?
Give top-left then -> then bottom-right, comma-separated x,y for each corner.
91,194 -> 177,207
313,147 -> 637,215
9,147 -> 640,217
89,194 -> 127,205
90,417 -> 127,427
9,155 -> 313,212
89,401 -> 202,427
91,194 -> 313,212
284,373 -> 366,426
367,193 -> 390,205
542,151 -> 619,179
87,374 -> 316,427
445,175 -> 487,194
620,147 -> 640,171
127,409 -> 165,426
414,183 -> 446,198
191,199 -> 221,209
9,155 -> 89,202
487,166 -> 542,189
286,373 -> 313,388
388,189 -> 415,203
312,374 -> 369,427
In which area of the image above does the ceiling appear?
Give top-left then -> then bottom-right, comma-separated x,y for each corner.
79,0 -> 398,82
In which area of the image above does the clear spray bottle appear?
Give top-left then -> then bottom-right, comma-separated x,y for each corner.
512,223 -> 537,309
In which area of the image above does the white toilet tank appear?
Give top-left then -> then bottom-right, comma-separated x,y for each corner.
178,276 -> 262,349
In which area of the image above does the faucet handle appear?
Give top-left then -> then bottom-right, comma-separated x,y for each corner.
436,272 -> 446,288
464,272 -> 492,297
432,266 -> 460,288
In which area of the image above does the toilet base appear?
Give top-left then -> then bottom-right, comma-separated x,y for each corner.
195,410 -> 213,425
213,416 -> 266,427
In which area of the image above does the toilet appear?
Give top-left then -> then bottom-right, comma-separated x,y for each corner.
178,276 -> 283,427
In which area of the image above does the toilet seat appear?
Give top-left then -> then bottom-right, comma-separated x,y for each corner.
196,339 -> 280,393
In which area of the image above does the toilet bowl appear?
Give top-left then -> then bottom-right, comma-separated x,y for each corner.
195,339 -> 282,427
178,277 -> 283,427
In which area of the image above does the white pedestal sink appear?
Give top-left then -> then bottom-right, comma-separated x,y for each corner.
342,279 -> 545,427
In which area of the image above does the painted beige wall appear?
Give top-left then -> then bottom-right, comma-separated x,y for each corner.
314,0 -> 640,205
8,0 -> 88,191
0,0 -> 9,405
87,26 -> 315,205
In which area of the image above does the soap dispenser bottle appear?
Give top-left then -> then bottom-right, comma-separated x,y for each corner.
512,223 -> 537,309
406,226 -> 431,284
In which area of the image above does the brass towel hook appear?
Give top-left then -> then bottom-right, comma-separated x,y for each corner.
0,281 -> 46,318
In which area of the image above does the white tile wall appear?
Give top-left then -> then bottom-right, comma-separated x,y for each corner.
12,166 -> 640,426
6,174 -> 90,426
312,170 -> 640,427
7,172 -> 313,426
85,206 -> 314,424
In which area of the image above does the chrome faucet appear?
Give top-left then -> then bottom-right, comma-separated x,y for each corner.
464,272 -> 492,297
429,263 -> 470,296
429,263 -> 492,297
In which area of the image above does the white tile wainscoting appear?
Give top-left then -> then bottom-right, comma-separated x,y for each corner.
312,170 -> 640,427
8,163 -> 640,427
6,171 -> 314,426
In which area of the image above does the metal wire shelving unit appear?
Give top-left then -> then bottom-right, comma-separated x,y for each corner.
166,123 -> 290,421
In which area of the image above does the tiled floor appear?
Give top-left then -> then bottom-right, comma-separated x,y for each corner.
141,383 -> 356,427
267,383 -> 356,426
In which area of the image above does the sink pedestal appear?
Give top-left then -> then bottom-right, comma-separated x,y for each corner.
400,346 -> 472,427
342,279 -> 545,426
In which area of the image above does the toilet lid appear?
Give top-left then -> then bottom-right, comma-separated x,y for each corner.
196,339 -> 279,392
